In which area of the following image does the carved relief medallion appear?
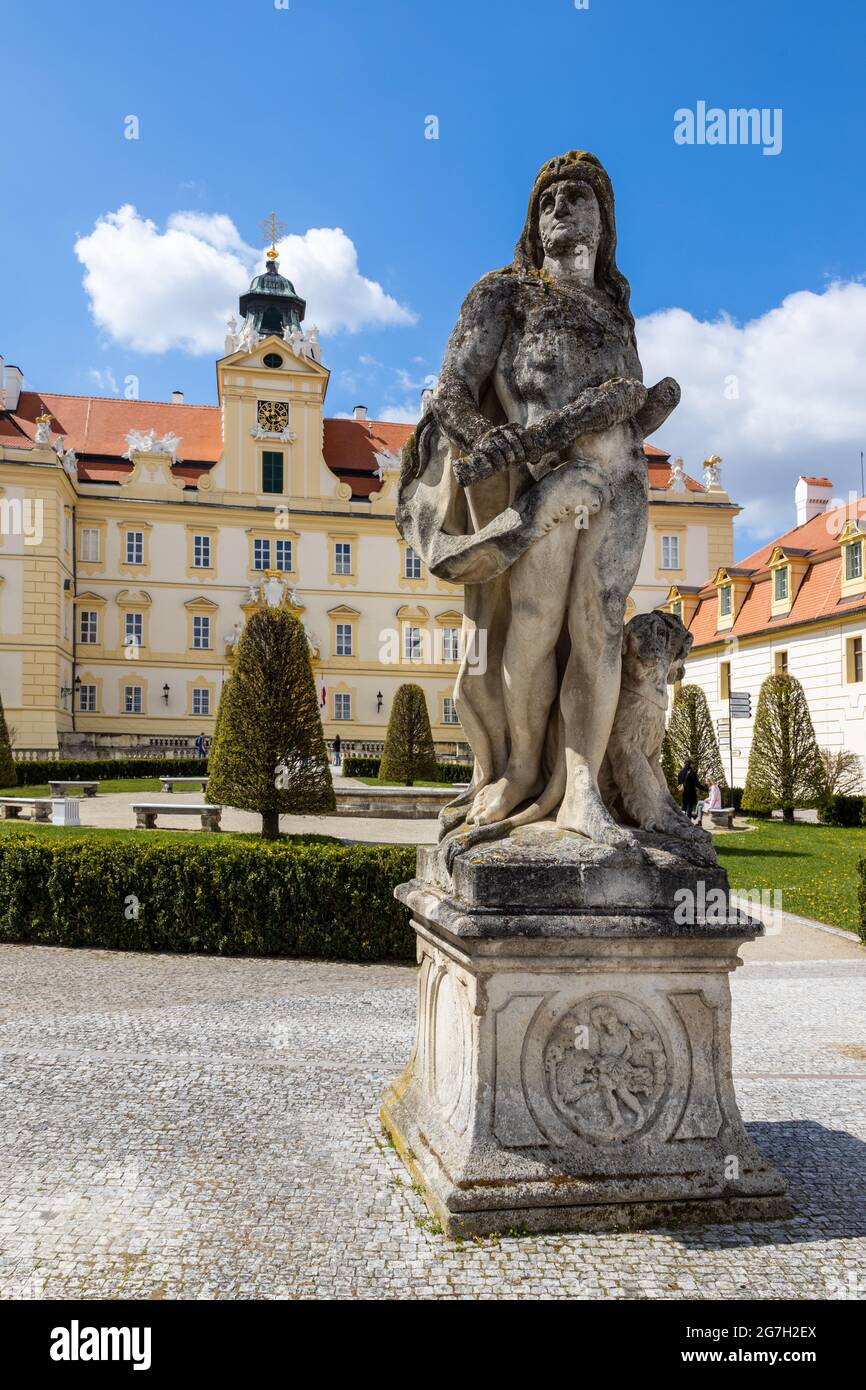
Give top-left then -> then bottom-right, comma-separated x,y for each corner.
544,994 -> 668,1142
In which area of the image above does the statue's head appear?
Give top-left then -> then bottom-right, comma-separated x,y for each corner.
623,611 -> 693,686
513,151 -> 631,317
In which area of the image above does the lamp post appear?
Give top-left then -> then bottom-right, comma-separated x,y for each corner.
162,683 -> 170,705
376,691 -> 383,714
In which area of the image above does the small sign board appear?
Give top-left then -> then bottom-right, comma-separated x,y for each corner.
729,691 -> 752,719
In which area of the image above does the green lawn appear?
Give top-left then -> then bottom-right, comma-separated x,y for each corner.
353,776 -> 461,788
0,823 -> 337,845
0,778 -> 163,797
716,820 -> 866,932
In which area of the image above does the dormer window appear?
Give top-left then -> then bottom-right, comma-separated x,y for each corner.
719,584 -> 732,618
845,540 -> 863,582
774,567 -> 789,602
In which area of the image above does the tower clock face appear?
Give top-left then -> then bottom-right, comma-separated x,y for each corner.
257,399 -> 289,433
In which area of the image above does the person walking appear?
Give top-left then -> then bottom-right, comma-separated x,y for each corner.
195,732 -> 206,759
677,758 -> 707,821
333,733 -> 342,769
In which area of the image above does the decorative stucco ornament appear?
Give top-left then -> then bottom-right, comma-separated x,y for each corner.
262,575 -> 285,609
669,457 -> 688,492
122,428 -> 183,462
251,422 -> 296,442
34,412 -> 53,444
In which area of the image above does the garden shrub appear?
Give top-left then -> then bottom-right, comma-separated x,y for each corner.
0,835 -> 417,961
821,794 -> 866,828
12,757 -> 210,786
343,755 -> 473,783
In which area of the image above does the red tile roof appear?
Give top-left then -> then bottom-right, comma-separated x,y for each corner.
1,388 -> 710,501
681,495 -> 866,647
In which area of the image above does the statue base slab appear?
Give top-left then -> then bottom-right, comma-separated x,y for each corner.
381,825 -> 791,1237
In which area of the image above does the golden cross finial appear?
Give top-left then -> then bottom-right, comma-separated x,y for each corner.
261,211 -> 286,261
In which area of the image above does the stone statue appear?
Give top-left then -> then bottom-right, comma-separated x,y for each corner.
703,454 -> 722,489
397,151 -> 680,850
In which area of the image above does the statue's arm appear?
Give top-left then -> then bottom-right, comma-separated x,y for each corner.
433,275 -> 526,468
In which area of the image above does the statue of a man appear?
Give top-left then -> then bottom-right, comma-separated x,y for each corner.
397,151 -> 680,849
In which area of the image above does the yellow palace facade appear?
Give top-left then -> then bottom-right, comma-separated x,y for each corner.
0,257 -> 739,755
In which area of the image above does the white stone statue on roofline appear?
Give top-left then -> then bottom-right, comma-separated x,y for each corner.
669,457 -> 688,493
703,454 -> 722,489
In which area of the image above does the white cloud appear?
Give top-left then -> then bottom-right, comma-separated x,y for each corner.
636,280 -> 866,546
378,400 -> 422,425
74,206 -> 415,355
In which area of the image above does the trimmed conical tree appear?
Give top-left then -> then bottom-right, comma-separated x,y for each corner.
379,684 -> 437,786
0,690 -> 16,788
662,684 -> 725,795
742,673 -> 825,823
207,609 -> 335,838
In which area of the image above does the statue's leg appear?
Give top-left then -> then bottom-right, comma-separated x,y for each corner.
468,523 -> 577,825
556,473 -> 647,847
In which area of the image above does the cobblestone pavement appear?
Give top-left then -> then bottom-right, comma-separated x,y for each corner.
0,945 -> 864,1301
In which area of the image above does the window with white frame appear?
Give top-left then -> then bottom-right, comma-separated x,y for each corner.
77,684 -> 97,713
442,696 -> 459,725
334,541 -> 352,576
846,541 -> 863,581
124,685 -> 142,714
192,615 -> 211,649
79,609 -> 98,644
124,612 -> 143,648
125,530 -> 144,565
193,534 -> 211,568
719,584 -> 732,617
192,687 -> 210,716
774,566 -> 789,602
80,527 -> 100,562
253,538 -> 271,570
442,626 -> 460,662
334,692 -> 351,720
404,546 -> 422,579
275,538 -> 293,572
335,622 -> 353,657
404,624 -> 422,661
661,534 -> 680,569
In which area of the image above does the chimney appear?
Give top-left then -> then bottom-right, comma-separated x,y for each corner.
352,404 -> 368,421
3,364 -> 23,412
795,475 -> 833,527
172,389 -> 184,405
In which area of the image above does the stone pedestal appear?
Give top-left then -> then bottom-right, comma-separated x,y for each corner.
381,825 -> 790,1236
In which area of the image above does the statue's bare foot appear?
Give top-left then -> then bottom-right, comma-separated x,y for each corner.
468,772 -> 539,825
556,786 -> 642,853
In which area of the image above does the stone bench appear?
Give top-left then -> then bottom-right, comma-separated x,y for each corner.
47,780 -> 98,797
707,807 -> 736,830
52,798 -> 81,826
132,802 -> 221,831
0,796 -> 52,822
159,775 -> 209,793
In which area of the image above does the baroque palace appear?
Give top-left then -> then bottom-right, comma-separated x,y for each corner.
0,253 -> 739,755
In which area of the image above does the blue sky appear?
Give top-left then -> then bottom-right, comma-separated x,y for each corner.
3,0 -> 866,551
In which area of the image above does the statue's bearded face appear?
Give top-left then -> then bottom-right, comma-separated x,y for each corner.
538,179 -> 602,263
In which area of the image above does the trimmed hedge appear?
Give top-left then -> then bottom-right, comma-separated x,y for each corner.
0,835 -> 416,960
11,756 -> 210,787
821,794 -> 866,828
859,857 -> 866,942
343,755 -> 473,783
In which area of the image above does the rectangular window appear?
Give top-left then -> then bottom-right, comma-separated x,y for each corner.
774,650 -> 789,674
720,660 -> 731,701
442,627 -> 460,662
661,534 -> 680,569
275,538 -> 293,572
80,527 -> 100,562
192,687 -> 210,716
193,534 -> 211,568
77,684 -> 97,713
262,451 -> 284,494
442,696 -> 459,726
335,622 -> 353,657
774,567 -> 789,601
719,585 -> 732,617
253,539 -> 271,570
671,601 -> 683,620
849,636 -> 864,684
124,612 -> 143,648
334,692 -> 351,721
404,546 -> 422,580
192,615 -> 211,649
334,541 -> 352,576
404,625 -> 422,662
125,531 -> 144,565
845,541 -> 863,581
124,685 -> 142,714
79,610 -> 98,644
